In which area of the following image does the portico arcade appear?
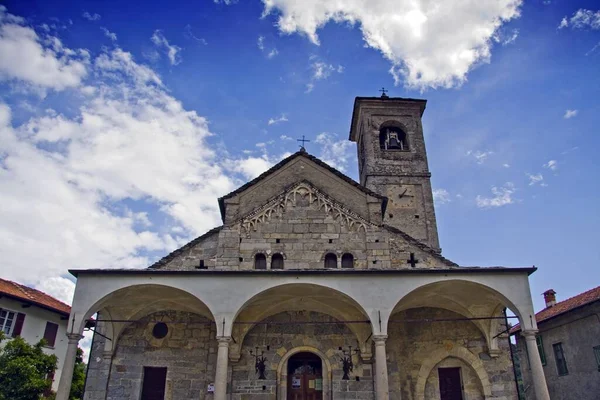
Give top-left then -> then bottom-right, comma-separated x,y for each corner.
56,268 -> 549,400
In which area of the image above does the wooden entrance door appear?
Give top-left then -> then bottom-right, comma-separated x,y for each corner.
141,367 -> 167,400
287,352 -> 323,400
438,367 -> 463,400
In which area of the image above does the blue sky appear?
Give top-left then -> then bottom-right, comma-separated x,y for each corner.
0,0 -> 599,319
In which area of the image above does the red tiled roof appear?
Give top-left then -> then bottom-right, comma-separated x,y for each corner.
510,285 -> 600,334
0,278 -> 71,317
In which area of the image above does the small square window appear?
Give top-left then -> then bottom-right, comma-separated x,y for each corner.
0,309 -> 16,336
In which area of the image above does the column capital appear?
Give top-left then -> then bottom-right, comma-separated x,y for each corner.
217,336 -> 232,346
372,335 -> 388,344
521,329 -> 539,339
66,333 -> 84,343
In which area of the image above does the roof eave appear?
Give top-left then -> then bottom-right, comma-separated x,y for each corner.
0,292 -> 70,318
70,266 -> 537,277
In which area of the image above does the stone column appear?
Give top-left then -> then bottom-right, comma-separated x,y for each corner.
56,333 -> 83,400
373,335 -> 389,400
522,330 -> 550,400
214,336 -> 231,400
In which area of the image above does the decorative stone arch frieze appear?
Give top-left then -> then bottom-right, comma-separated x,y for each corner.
238,181 -> 372,235
415,345 -> 492,399
277,346 -> 332,400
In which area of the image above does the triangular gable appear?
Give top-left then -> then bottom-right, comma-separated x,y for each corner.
218,150 -> 387,223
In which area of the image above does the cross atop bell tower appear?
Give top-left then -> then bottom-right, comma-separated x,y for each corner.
349,94 -> 440,252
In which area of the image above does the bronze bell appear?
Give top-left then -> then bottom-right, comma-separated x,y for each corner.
388,136 -> 401,149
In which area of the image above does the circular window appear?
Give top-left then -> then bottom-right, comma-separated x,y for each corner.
152,322 -> 168,339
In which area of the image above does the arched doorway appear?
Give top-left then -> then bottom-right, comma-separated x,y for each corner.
287,352 -> 323,400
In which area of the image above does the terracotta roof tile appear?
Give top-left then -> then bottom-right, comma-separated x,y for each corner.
0,278 -> 71,317
510,285 -> 600,334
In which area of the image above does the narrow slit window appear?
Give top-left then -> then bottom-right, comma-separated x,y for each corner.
553,343 -> 568,376
324,253 -> 337,269
254,253 -> 267,270
593,345 -> 600,371
341,253 -> 354,268
43,322 -> 59,347
271,253 -> 284,269
536,335 -> 546,366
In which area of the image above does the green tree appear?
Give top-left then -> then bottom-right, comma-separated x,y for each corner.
69,347 -> 86,400
0,332 -> 57,400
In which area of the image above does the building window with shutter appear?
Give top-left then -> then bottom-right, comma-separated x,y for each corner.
593,345 -> 600,371
43,322 -> 59,347
553,342 -> 568,376
536,335 -> 546,366
0,309 -> 16,335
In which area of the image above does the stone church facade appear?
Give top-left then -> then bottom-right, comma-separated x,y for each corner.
56,96 -> 551,400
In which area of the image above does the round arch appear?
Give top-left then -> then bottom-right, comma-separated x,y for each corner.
230,283 -> 374,361
415,345 -> 492,399
388,279 -> 523,354
80,283 -> 216,335
277,346 -> 332,400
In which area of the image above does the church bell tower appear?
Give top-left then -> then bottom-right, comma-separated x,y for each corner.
349,94 -> 440,251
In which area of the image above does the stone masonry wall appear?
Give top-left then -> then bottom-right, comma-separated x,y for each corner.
231,311 -> 374,400
105,311 -> 217,400
515,301 -> 600,400
387,308 -> 517,400
84,312 -> 111,400
157,198 -> 445,271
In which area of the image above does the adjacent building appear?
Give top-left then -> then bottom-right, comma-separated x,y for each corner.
0,278 -> 71,391
57,94 -> 551,400
512,286 -> 600,400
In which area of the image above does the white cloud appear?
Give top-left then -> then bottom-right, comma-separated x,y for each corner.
503,163 -> 510,168
184,24 -> 207,45
476,182 -> 516,208
280,135 -> 293,140
543,160 -> 558,171
0,7 -> 88,91
466,150 -> 493,164
151,30 -> 182,65
305,83 -> 314,93
262,0 -> 522,89
493,28 -> 519,45
227,156 -> 274,180
268,114 -> 288,125
311,61 -> 343,80
101,27 -> 117,41
314,132 -> 354,171
257,35 -> 265,51
432,189 -> 451,205
36,277 -> 76,304
82,11 -> 101,21
0,35 -> 249,294
257,35 -> 278,58
527,173 -> 544,186
564,109 -> 578,119
559,9 -> 600,30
